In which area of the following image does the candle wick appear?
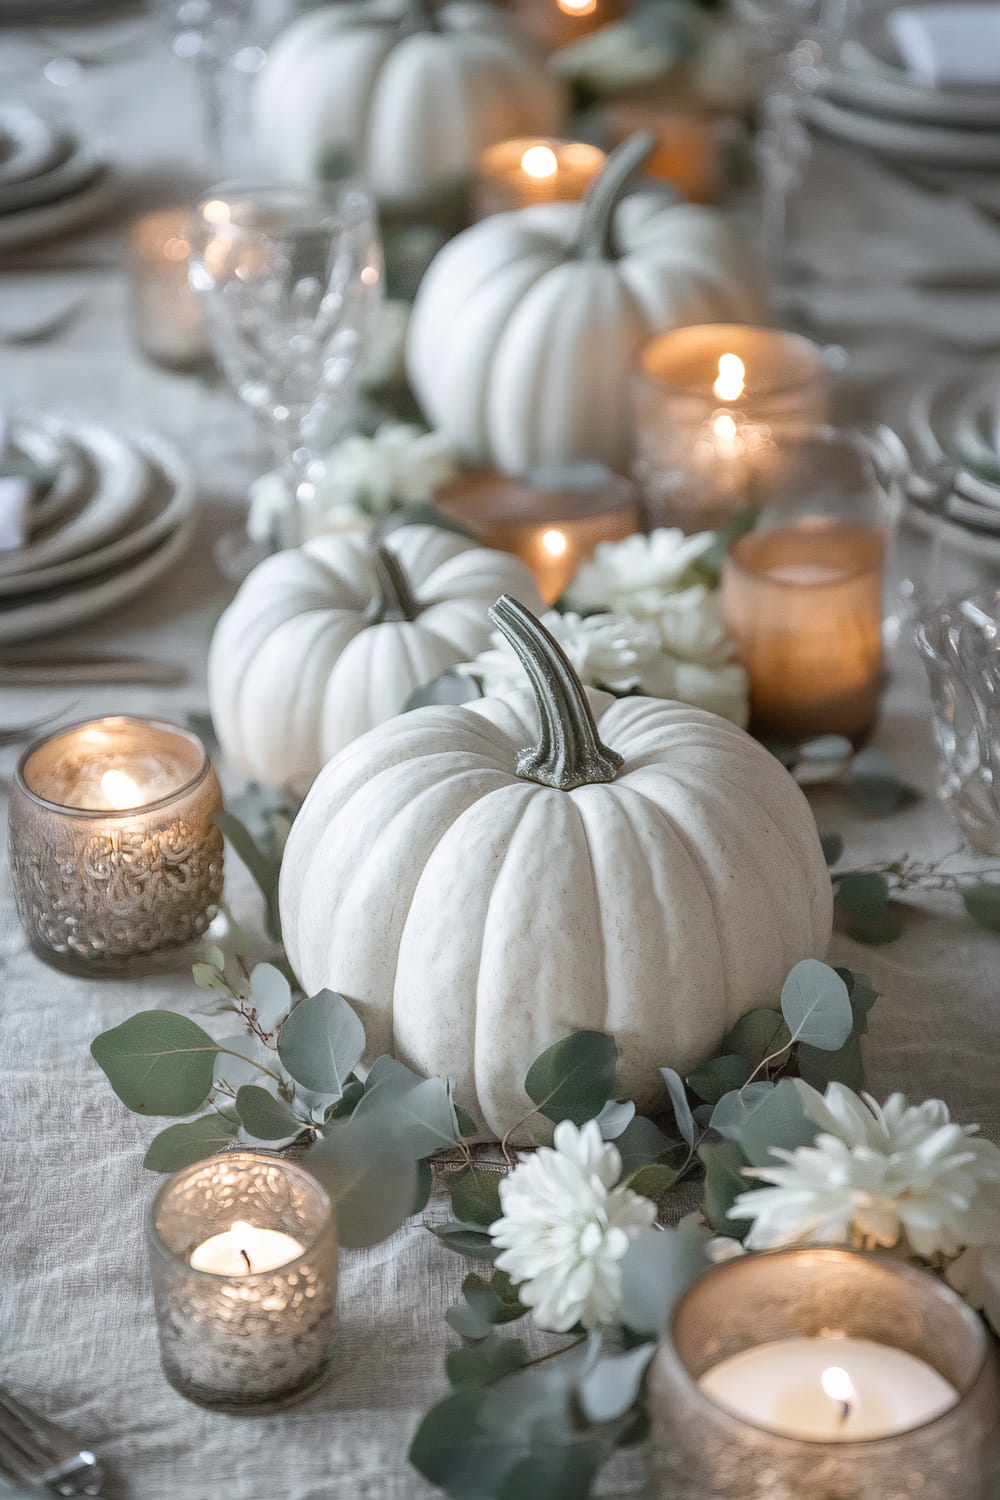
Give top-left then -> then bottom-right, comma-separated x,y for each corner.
839,1400 -> 851,1426
240,1248 -> 253,1274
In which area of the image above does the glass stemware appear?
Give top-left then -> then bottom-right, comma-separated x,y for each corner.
189,180 -> 382,573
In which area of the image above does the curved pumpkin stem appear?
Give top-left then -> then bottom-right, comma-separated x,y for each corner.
402,0 -> 440,32
366,543 -> 420,624
573,131 -> 657,262
489,595 -> 624,791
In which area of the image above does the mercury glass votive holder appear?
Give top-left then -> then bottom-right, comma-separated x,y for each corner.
9,716 -> 223,974
147,1152 -> 338,1412
649,1249 -> 999,1500
126,209 -> 211,371
474,138 -> 607,218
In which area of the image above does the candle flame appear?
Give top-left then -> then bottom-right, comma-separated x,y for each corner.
821,1367 -> 855,1405
201,198 -> 231,225
542,529 -> 568,557
713,353 -> 746,402
713,412 -> 738,443
521,145 -> 559,181
100,769 -> 141,810
558,0 -> 597,14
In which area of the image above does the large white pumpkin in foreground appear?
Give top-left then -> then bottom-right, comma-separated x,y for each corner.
407,133 -> 764,473
280,596 -> 832,1140
254,0 -> 562,205
208,526 -> 542,792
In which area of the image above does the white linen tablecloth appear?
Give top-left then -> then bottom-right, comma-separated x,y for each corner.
2,11 -> 1000,1498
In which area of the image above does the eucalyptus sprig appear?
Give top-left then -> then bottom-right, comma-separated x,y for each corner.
824,843 -> 1000,944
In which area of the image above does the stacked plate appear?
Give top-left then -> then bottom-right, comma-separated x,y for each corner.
805,5 -> 1000,184
0,414 -> 196,645
0,106 -> 116,251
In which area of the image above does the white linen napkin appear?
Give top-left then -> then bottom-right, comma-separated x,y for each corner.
0,411 -> 31,552
888,4 -> 1000,89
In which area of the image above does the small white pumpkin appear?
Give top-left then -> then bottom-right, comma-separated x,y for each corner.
253,0 -> 563,206
208,525 -> 543,793
280,596 -> 833,1141
407,133 -> 764,474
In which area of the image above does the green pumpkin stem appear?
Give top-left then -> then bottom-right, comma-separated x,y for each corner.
489,595 -> 624,791
367,543 -> 420,624
573,131 -> 657,262
402,0 -> 440,32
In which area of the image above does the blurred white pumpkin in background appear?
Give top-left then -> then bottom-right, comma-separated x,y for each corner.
406,134 -> 764,473
253,0 -> 563,206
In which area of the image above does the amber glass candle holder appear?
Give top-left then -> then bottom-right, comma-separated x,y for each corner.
147,1152 -> 338,1413
435,467 -> 639,604
649,1249 -> 999,1500
9,716 -> 223,974
509,0 -> 627,52
474,138 -> 607,218
721,425 -> 900,745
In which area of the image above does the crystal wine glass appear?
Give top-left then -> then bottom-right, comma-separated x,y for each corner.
189,180 -> 383,574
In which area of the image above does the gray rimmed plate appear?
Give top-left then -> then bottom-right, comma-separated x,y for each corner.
0,107 -> 62,189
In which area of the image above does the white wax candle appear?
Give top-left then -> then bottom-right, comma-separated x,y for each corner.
698,1337 -> 958,1441
766,562 -> 850,585
189,1221 -> 304,1276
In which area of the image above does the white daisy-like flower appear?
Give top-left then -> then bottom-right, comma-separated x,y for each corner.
564,529 -> 717,616
458,610 -> 662,699
310,422 -> 461,520
489,1119 -> 657,1332
731,1081 -> 1000,1259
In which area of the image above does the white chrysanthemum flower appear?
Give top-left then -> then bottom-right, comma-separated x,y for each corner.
489,1119 -> 657,1332
564,529 -> 717,615
310,422 -> 461,519
458,610 -> 662,699
945,1244 -> 1000,1335
731,1081 -> 1000,1259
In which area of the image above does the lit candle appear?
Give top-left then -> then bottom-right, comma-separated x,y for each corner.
435,468 -> 639,605
9,716 -> 223,972
633,324 -> 828,532
126,209 -> 210,371
649,1249 -> 999,1500
698,1336 -> 957,1442
475,138 -> 608,218
722,519 -> 885,744
189,1221 -> 305,1276
509,0 -> 626,52
148,1153 -> 338,1411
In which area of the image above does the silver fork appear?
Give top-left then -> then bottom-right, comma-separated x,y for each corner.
0,1391 -> 105,1498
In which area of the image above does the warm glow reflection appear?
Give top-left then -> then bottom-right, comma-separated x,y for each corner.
557,0 -> 597,13
821,1367 -> 856,1406
713,412 -> 738,443
542,529 -> 568,556
201,199 -> 231,225
361,264 -> 380,287
162,235 -> 190,262
713,353 -> 746,402
521,145 -> 559,180
100,769 -> 142,810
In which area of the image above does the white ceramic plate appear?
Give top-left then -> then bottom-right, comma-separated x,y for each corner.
0,430 -> 195,597
0,416 -> 148,579
804,94 -> 1000,166
11,422 -> 87,534
0,164 -> 116,251
0,137 -> 103,216
830,36 -> 1000,129
0,509 -> 197,645
0,107 -> 62,189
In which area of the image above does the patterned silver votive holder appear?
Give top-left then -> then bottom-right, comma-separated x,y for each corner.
147,1152 -> 339,1412
649,1249 -> 999,1500
9,715 -> 223,974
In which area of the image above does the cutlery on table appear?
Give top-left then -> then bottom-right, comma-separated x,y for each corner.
0,1389 -> 105,1498
0,705 -> 77,746
0,655 -> 186,687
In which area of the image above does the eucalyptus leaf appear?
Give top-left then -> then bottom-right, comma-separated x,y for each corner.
835,967 -> 879,1032
842,904 -> 904,944
627,1163 -> 680,1199
578,1344 -> 655,1423
404,670 -> 484,713
700,1139 -> 751,1237
192,962 -> 229,993
846,750 -> 920,814
686,1054 -> 752,1105
660,1067 -> 695,1149
142,1113 -> 239,1171
478,1347 -> 591,1440
412,1158 -> 433,1216
409,1388 -> 521,1500
454,1104 -> 480,1138
620,1228 -> 710,1335
834,872 -> 890,918
710,1083 -> 773,1140
961,883 -> 1000,932
431,1223 -> 499,1261
354,1072 -> 461,1158
447,1167 -> 503,1228
595,1098 -> 636,1140
799,1033 -> 864,1091
277,989 -> 365,1099
447,1335 -> 527,1390
496,1442 -> 608,1500
249,963 -> 292,1033
722,1009 -> 791,1067
780,960 -> 853,1051
234,1085 -> 302,1141
213,1032 -> 282,1095
308,1118 -> 417,1249
524,1031 -> 618,1126
446,1300 -> 496,1342
738,1078 -> 817,1167
215,809 -> 282,941
326,1079 -> 365,1120
91,1011 -> 221,1116
615,1116 -> 674,1177
820,832 -> 845,867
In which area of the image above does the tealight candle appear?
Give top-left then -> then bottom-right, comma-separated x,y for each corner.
147,1152 -> 338,1412
633,324 -> 829,531
649,1249 -> 999,1500
435,467 -> 639,605
126,209 -> 211,371
9,716 -> 223,973
474,138 -> 608,218
509,0 -> 626,52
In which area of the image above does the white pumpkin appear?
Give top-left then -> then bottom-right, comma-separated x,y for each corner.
280,596 -> 833,1141
407,133 -> 764,474
253,0 -> 563,206
208,525 -> 543,793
